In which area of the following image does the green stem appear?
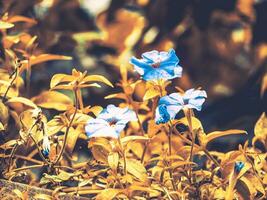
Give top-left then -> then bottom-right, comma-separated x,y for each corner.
53,89 -> 78,165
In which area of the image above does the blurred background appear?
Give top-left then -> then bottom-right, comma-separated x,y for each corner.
0,0 -> 266,151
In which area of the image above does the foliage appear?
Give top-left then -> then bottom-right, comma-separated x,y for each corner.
0,2 -> 267,200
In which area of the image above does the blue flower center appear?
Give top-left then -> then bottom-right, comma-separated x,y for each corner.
183,98 -> 189,105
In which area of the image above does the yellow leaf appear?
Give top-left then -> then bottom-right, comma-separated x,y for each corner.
174,117 -> 203,131
32,91 -> 73,111
95,189 -> 122,200
0,20 -> 14,29
126,159 -> 147,182
108,151 -> 119,171
87,106 -> 103,116
30,54 -> 72,66
105,93 -> 127,100
143,87 -> 160,101
34,194 -> 52,200
50,74 -> 75,89
66,128 -> 81,153
205,129 -> 247,146
13,189 -> 24,200
6,97 -> 37,113
165,161 -> 196,170
83,75 -> 113,87
253,112 -> 267,145
121,135 -> 149,146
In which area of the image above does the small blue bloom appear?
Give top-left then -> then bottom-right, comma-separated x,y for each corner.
130,49 -> 182,81
85,105 -> 137,138
155,89 -> 207,124
234,161 -> 245,173
42,135 -> 50,156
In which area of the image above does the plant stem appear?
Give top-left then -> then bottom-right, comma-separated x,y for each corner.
12,164 -> 46,172
140,143 -> 148,164
118,136 -> 127,175
76,89 -> 84,110
7,143 -> 19,172
185,109 -> 195,182
26,58 -> 31,97
168,124 -> 173,156
53,89 -> 78,165
173,127 -> 221,169
2,68 -> 18,101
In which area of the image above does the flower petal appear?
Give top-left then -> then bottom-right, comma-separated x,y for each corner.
85,118 -> 109,137
88,125 -> 119,138
155,104 -> 170,124
130,57 -> 152,76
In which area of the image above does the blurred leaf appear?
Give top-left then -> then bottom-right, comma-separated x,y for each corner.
8,15 -> 37,24
261,74 -> 267,96
0,20 -> 14,29
32,91 -> 73,111
30,54 -> 72,66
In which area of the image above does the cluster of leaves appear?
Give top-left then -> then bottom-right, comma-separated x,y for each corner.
0,4 -> 267,200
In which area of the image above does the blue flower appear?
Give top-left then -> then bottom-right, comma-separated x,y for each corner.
42,135 -> 50,156
234,161 -> 244,173
155,89 -> 207,124
85,105 -> 137,138
130,49 -> 182,81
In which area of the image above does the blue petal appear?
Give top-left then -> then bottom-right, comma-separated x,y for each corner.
234,161 -> 244,173
42,149 -> 49,157
155,104 -> 171,124
129,57 -> 152,76
143,68 -> 174,80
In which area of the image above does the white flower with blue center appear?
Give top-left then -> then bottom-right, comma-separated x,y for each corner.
155,89 -> 207,124
42,135 -> 50,156
130,49 -> 182,81
85,105 -> 137,138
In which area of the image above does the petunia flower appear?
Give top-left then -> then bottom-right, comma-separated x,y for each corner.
129,49 -> 182,81
155,89 -> 207,124
42,135 -> 50,156
85,104 -> 137,139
